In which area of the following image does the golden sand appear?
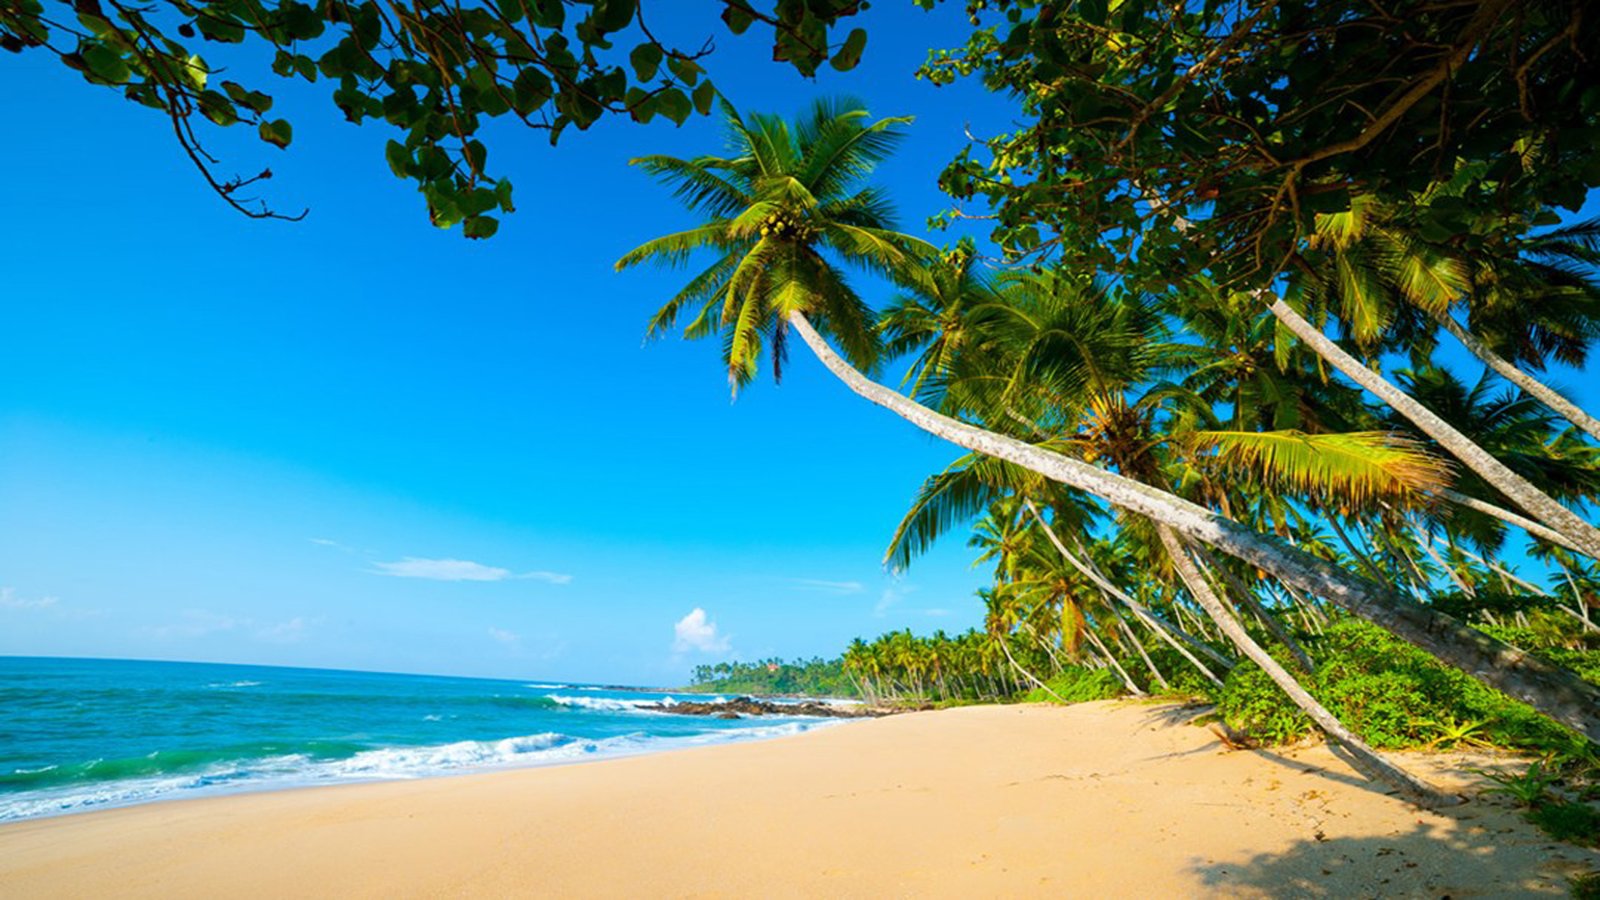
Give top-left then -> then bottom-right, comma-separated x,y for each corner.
1,701 -> 1593,897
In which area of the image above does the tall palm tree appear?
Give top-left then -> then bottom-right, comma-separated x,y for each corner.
617,97 -> 935,394
619,99 -> 1600,744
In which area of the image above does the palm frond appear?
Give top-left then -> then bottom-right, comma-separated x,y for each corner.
615,223 -> 733,271
1191,429 -> 1453,507
628,154 -> 750,218
645,251 -> 739,338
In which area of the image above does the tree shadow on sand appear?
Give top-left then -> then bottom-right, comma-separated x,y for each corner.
1190,813 -> 1598,897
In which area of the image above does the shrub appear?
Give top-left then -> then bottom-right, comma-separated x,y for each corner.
1215,619 -> 1597,756
1215,658 -> 1312,745
1023,666 -> 1123,704
1528,800 -> 1600,846
1139,644 -> 1226,700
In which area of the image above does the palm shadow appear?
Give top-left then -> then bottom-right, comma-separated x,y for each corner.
1190,819 -> 1595,897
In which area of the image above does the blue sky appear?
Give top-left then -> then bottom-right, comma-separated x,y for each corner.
0,3 -> 1017,684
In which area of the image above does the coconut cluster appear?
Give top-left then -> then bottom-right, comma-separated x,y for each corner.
758,211 -> 811,241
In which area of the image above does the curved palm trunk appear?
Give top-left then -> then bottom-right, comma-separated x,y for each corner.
788,310 -> 1600,741
1266,295 -> 1600,561
1434,310 -> 1600,444
1022,499 -> 1230,684
1156,526 -> 1455,807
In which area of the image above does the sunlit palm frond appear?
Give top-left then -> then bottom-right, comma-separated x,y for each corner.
615,223 -> 734,271
1191,429 -> 1453,507
627,154 -> 750,218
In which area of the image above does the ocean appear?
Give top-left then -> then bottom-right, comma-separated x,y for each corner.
0,656 -> 840,822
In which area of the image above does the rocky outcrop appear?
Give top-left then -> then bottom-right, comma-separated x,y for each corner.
647,696 -> 894,719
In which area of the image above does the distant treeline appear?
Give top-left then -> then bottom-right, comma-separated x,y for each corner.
685,657 -> 857,698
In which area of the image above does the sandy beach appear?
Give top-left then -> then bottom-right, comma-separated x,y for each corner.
0,700 -> 1593,898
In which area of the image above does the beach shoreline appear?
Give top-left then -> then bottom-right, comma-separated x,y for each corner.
1,700 -> 1592,898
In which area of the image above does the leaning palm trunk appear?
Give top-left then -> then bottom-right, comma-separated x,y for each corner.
1192,544 -> 1316,674
1022,499 -> 1229,685
1434,310 -> 1600,444
1441,489 -> 1585,554
1156,526 -> 1455,807
999,636 -> 1064,702
1266,295 -> 1600,561
1114,610 -> 1171,691
1082,623 -> 1146,696
788,310 -> 1600,741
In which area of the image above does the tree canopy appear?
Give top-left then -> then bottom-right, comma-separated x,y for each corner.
2,0 -> 873,232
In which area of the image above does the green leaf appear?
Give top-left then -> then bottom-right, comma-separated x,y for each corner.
80,44 -> 129,83
655,88 -> 692,125
463,214 -> 499,239
625,86 -> 655,123
629,42 -> 662,81
526,0 -> 563,27
591,0 -> 635,32
258,118 -> 293,149
691,80 -> 716,116
463,139 -> 488,172
829,27 -> 866,72
384,139 -> 411,177
721,4 -> 753,34
512,68 -> 552,115
666,56 -> 700,86
221,80 -> 273,114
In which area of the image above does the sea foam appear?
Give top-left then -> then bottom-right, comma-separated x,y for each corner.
0,721 -> 834,822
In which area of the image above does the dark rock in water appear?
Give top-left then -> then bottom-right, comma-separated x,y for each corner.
648,696 -> 892,719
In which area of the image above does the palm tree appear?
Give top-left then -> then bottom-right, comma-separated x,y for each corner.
1302,194 -> 1600,442
619,99 -> 1600,744
616,97 -> 934,394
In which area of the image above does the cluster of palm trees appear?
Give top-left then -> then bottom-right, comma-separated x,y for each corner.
618,98 -> 1600,807
839,629 -> 1030,705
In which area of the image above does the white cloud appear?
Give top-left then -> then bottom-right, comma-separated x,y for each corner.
790,578 -> 865,595
920,608 -> 953,617
672,608 -> 730,654
0,587 -> 59,611
874,583 -> 915,618
488,626 -> 521,646
369,557 -> 572,584
522,571 -> 574,585
140,609 -> 242,640
256,617 -> 311,643
140,610 -> 313,642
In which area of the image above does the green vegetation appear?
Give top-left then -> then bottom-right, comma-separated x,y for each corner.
1021,667 -> 1121,705
1214,620 -> 1593,756
1481,759 -> 1600,850
685,657 -> 855,698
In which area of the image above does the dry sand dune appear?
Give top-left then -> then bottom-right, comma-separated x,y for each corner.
1,701 -> 1594,898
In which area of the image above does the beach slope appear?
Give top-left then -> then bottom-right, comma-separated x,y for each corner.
1,701 -> 1593,897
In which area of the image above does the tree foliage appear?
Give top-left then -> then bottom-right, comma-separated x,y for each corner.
2,0 -> 874,229
923,0 -> 1599,289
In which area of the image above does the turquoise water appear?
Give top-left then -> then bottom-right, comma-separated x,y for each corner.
0,657 -> 837,821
